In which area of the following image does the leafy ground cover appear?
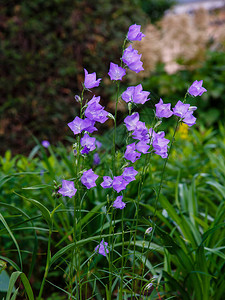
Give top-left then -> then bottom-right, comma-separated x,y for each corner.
0,121 -> 225,299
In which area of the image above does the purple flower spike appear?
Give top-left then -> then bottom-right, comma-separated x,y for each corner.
113,196 -> 126,209
101,176 -> 113,189
95,239 -> 109,256
188,80 -> 207,97
108,62 -> 126,81
124,113 -> 139,131
112,176 -> 129,193
42,140 -> 50,148
127,24 -> 145,41
155,98 -> 173,118
172,101 -> 190,118
122,166 -> 138,183
124,143 -> 141,163
84,69 -> 101,89
68,117 -> 97,135
81,169 -> 99,189
58,180 -> 77,198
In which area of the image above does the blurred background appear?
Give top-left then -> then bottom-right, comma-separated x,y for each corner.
1,0 -> 225,155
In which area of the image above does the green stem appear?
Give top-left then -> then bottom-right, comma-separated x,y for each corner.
112,81 -> 120,174
38,226 -> 52,300
119,208 -> 125,300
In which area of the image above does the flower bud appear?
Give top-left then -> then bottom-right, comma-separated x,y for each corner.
145,283 -> 153,290
145,227 -> 153,234
107,113 -> 115,121
74,95 -> 81,103
188,106 -> 197,112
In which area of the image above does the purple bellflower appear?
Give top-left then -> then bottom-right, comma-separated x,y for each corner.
85,96 -> 108,124
122,84 -> 150,104
188,80 -> 207,97
122,166 -> 138,183
113,196 -> 126,209
96,140 -> 102,149
81,169 -> 99,189
122,45 -> 144,73
42,140 -> 50,148
155,98 -> 173,118
84,69 -> 101,89
127,24 -> 145,41
124,113 -> 140,131
95,239 -> 109,256
101,176 -> 113,189
182,110 -> 197,127
152,132 -> 170,158
68,117 -> 97,135
124,143 -> 141,163
172,101 -> 190,118
58,180 -> 77,198
136,140 -> 150,154
80,133 -> 96,154
108,63 -> 126,81
112,176 -> 129,193
132,121 -> 149,142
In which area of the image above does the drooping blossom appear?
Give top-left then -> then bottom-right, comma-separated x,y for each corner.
124,143 -> 141,163
155,98 -> 173,118
188,80 -> 207,97
108,62 -> 126,81
84,68 -> 101,89
68,117 -> 97,135
127,24 -> 145,41
145,227 -> 153,234
182,110 -> 196,127
42,140 -> 50,148
101,176 -> 113,189
112,176 -> 129,193
85,96 -> 108,123
113,196 -> 126,209
121,84 -> 150,104
58,180 -> 77,198
122,45 -> 144,73
124,113 -> 140,131
122,166 -> 138,183
80,133 -> 96,154
81,169 -> 99,189
95,239 -> 109,256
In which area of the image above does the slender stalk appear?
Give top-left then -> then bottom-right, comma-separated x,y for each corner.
112,81 -> 120,174
38,226 -> 52,300
119,208 -> 125,300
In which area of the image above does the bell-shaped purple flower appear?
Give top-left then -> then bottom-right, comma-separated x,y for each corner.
68,117 -> 97,135
112,176 -> 129,193
85,96 -> 108,124
124,143 -> 141,163
101,176 -> 113,189
132,121 -> 149,141
127,24 -> 145,41
122,84 -> 150,104
84,68 -> 101,89
80,133 -> 96,154
182,111 -> 196,127
188,80 -> 207,97
136,140 -> 150,154
42,140 -> 50,148
122,166 -> 138,183
93,153 -> 101,165
124,113 -> 139,131
58,180 -> 77,198
113,196 -> 126,209
95,239 -> 109,256
172,101 -> 190,118
122,45 -> 144,73
155,98 -> 173,118
81,169 -> 99,189
152,132 -> 170,158
108,62 -> 126,81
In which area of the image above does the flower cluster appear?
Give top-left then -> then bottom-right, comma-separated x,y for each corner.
57,23 -> 207,258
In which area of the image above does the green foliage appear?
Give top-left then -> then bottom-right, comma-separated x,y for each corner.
0,122 -> 225,298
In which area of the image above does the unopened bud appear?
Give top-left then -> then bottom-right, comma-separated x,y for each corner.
74,95 -> 81,103
145,227 -> 153,234
188,106 -> 197,111
145,283 -> 153,290
154,120 -> 162,129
